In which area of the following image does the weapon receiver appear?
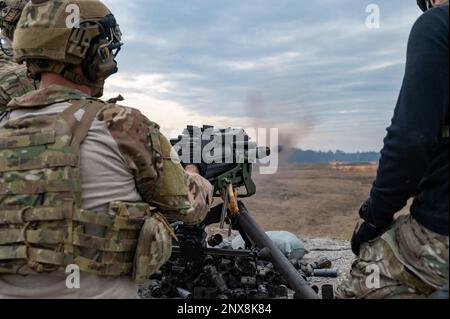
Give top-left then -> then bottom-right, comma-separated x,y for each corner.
168,125 -> 319,299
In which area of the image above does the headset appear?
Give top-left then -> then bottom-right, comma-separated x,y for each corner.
0,34 -> 13,56
78,13 -> 123,83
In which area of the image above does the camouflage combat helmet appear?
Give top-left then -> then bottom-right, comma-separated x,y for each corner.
0,0 -> 28,39
0,0 -> 28,56
13,0 -> 122,97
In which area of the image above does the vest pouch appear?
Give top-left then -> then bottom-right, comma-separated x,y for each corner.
73,201 -> 153,277
132,212 -> 175,284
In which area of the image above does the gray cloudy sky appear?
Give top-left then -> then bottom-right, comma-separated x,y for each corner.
102,0 -> 422,152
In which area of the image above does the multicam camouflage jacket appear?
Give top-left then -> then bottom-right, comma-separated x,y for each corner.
0,2 -> 211,297
0,85 -> 212,287
2,85 -> 213,224
0,85 -> 213,282
0,50 -> 35,112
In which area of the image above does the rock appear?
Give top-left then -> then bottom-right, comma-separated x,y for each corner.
301,238 -> 354,287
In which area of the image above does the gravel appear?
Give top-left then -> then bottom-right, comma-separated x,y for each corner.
301,238 -> 354,288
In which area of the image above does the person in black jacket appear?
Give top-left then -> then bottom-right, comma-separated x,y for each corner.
336,0 -> 449,299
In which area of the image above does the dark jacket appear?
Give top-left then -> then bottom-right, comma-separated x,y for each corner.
364,6 -> 449,236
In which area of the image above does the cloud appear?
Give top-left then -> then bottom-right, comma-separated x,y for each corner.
218,51 -> 302,71
103,73 -> 254,136
102,0 -> 422,152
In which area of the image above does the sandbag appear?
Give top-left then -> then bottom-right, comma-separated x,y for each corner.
231,231 -> 308,260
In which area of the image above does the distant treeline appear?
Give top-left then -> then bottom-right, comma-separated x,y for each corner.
289,149 -> 381,164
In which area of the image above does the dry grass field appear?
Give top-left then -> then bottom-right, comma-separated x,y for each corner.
243,163 -> 379,240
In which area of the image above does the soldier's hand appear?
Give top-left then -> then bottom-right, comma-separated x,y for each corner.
351,220 -> 383,256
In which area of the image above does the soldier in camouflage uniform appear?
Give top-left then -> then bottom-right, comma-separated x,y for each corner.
0,0 -> 213,298
337,0 -> 449,299
0,0 -> 35,114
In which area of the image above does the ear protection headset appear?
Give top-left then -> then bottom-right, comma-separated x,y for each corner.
0,34 -> 13,56
78,14 -> 122,84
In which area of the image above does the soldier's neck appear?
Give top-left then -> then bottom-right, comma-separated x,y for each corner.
40,72 -> 93,96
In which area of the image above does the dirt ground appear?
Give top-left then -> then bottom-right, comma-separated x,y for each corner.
242,163 -> 379,241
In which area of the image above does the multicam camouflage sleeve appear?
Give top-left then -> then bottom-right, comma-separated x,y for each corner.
97,104 -> 213,225
0,51 -> 35,112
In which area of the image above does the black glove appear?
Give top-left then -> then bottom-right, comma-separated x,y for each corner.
351,221 -> 384,256
351,198 -> 388,256
358,197 -> 371,219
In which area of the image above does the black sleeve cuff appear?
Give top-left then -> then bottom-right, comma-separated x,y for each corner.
359,197 -> 395,230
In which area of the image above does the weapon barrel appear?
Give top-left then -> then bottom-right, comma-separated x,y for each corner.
172,246 -> 253,258
235,204 -> 319,299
